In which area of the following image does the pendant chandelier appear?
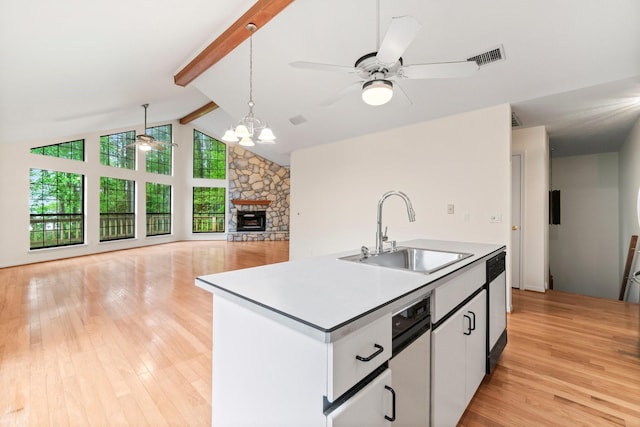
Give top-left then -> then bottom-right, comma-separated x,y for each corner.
222,23 -> 275,146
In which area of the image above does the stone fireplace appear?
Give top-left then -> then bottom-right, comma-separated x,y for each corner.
227,146 -> 289,241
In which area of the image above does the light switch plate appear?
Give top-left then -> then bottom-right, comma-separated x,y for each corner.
489,214 -> 502,223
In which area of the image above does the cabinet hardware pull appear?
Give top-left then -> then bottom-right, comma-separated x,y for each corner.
468,310 -> 476,331
463,314 -> 472,335
355,344 -> 384,362
384,385 -> 396,421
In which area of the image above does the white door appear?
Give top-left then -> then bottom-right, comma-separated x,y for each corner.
327,369 -> 393,427
511,154 -> 523,289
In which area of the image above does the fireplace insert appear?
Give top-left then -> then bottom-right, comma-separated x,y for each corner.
237,211 -> 266,232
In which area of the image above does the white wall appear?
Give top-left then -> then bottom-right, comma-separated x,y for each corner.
0,121 -> 226,268
512,127 -> 549,292
290,103 -> 512,271
619,117 -> 640,267
549,153 -> 620,299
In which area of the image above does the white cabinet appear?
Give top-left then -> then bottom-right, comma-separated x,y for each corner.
327,369 -> 393,427
328,314 -> 391,400
431,290 -> 486,427
388,332 -> 430,426
211,296 -> 392,426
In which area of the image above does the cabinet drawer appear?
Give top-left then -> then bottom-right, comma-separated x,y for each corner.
327,313 -> 391,401
432,263 -> 485,323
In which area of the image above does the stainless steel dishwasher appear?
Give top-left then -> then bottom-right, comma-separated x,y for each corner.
388,294 -> 431,426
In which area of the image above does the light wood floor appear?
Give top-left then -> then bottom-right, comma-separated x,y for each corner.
1,241 -> 639,426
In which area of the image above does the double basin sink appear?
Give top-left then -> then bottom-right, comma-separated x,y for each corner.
340,247 -> 473,274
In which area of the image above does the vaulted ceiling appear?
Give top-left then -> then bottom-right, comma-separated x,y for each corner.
1,0 -> 639,166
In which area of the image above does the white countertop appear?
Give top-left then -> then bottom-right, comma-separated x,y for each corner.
196,239 -> 505,342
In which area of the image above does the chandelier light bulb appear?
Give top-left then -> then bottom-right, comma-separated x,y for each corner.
239,137 -> 255,147
222,128 -> 239,142
258,127 -> 275,142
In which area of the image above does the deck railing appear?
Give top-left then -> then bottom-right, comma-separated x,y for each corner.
30,214 -> 84,249
192,214 -> 225,233
147,213 -> 171,236
99,213 -> 135,241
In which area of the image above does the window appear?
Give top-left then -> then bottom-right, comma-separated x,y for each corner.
100,131 -> 136,169
146,124 -> 173,175
29,169 -> 84,249
193,187 -> 225,233
146,182 -> 171,236
193,130 -> 226,179
100,177 -> 135,241
31,139 -> 84,161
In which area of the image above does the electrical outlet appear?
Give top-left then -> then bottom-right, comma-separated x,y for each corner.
489,214 -> 502,223
447,204 -> 455,214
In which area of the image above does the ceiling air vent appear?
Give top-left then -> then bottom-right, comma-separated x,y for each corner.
289,114 -> 307,126
467,44 -> 505,67
511,112 -> 522,128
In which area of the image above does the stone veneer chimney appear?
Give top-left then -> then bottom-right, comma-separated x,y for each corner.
227,146 -> 290,241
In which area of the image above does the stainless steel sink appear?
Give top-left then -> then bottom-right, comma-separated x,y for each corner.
339,247 -> 473,274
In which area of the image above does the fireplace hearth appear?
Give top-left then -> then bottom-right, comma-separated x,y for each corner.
237,211 -> 266,232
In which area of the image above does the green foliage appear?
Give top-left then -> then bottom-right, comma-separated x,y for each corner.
192,186 -> 225,232
146,182 -> 171,213
146,124 -> 173,175
193,130 -> 226,179
31,140 -> 84,161
100,177 -> 135,213
30,169 -> 83,214
29,168 -> 84,249
100,131 -> 135,169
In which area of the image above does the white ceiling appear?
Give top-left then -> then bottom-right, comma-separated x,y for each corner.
2,0 -> 639,166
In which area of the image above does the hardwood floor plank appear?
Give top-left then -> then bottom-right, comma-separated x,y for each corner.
2,242 -> 639,426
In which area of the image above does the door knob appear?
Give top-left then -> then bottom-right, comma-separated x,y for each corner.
512,225 -> 519,231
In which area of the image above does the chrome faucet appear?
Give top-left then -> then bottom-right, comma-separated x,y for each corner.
375,190 -> 416,255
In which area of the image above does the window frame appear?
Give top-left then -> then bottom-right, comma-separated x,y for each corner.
192,186 -> 226,233
99,176 -> 136,242
146,182 -> 172,237
29,168 -> 85,249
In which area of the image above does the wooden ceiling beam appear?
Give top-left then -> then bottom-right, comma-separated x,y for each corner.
179,102 -> 219,124
174,0 -> 295,87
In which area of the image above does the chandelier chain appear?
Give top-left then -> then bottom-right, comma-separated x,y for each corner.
249,28 -> 253,105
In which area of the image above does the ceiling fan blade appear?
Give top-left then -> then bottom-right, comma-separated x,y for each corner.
376,16 -> 422,65
401,61 -> 479,79
393,81 -> 413,107
319,82 -> 361,107
290,61 -> 356,74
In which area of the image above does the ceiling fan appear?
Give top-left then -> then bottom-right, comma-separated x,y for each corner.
290,7 -> 479,107
128,104 -> 178,151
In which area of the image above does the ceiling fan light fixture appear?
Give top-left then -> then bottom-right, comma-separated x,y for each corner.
138,142 -> 152,152
362,79 -> 394,106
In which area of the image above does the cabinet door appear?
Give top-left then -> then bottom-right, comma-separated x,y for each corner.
389,332 -> 430,426
431,308 -> 466,427
465,290 -> 487,405
327,369 -> 393,427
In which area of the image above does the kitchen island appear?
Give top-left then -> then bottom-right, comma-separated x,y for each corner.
196,239 -> 506,426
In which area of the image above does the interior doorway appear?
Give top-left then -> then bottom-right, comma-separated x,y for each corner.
511,153 -> 523,289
